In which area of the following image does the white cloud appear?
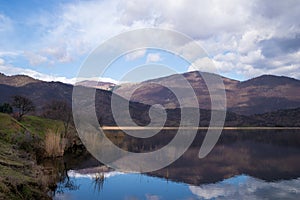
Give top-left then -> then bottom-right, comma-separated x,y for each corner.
125,49 -> 147,61
0,64 -> 76,84
75,76 -> 119,84
188,57 -> 216,73
42,0 -> 125,60
238,30 -> 269,54
1,0 -> 300,81
146,53 -> 162,63
189,175 -> 300,200
0,59 -> 119,84
0,14 -> 13,32
0,51 -> 20,57
0,58 -> 4,65
24,52 -> 48,66
118,0 -> 251,39
41,47 -> 72,63
240,49 -> 265,64
68,170 -> 123,179
19,0 -> 254,66
145,194 -> 161,200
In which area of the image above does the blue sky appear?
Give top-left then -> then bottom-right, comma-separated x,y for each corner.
0,0 -> 300,83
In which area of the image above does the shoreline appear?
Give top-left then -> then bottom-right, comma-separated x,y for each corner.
101,126 -> 300,130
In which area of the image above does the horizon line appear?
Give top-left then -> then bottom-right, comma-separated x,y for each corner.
1,70 -> 300,85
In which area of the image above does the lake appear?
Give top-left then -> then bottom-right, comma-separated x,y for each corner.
47,130 -> 300,199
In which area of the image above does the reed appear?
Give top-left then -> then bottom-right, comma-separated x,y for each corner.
44,129 -> 65,157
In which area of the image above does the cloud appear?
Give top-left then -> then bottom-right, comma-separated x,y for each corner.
0,58 -> 119,84
24,52 -> 48,66
260,35 -> 300,58
188,57 -> 216,73
118,0 -> 251,39
0,51 -> 20,57
145,194 -> 161,200
75,77 -> 119,84
0,58 -> 4,65
0,63 -> 76,84
125,49 -> 147,61
146,53 -> 162,63
0,14 -> 13,32
189,175 -> 300,200
16,0 -> 253,64
40,0 -> 126,60
117,0 -> 300,80
41,47 -> 73,63
240,50 -> 265,64
68,170 -> 123,179
1,0 -> 300,81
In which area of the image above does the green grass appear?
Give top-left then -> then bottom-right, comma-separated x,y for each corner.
0,138 -> 43,200
0,113 -> 64,199
0,113 -> 64,141
0,113 -> 22,138
20,115 -> 64,138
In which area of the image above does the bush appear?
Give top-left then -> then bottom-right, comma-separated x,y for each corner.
44,130 -> 66,157
0,103 -> 13,114
15,131 -> 38,152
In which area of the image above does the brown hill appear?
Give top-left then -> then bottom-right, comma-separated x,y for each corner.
115,71 -> 300,115
0,74 -> 152,126
0,72 -> 299,127
76,80 -> 115,91
0,73 -> 40,87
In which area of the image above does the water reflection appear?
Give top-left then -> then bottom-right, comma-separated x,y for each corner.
54,169 -> 300,200
51,130 -> 300,199
189,175 -> 300,199
55,169 -> 200,200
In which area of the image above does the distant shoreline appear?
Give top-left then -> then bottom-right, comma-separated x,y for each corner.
101,126 -> 300,130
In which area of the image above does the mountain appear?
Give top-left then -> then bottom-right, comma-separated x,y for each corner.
254,107 -> 300,127
76,80 -> 115,91
0,80 -> 73,112
115,71 -> 300,115
233,75 -> 300,114
0,73 -> 152,126
0,73 -> 40,87
0,72 -> 299,127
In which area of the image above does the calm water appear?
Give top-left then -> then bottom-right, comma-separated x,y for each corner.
53,171 -> 300,200
49,130 -> 300,200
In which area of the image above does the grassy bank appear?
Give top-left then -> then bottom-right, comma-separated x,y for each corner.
0,113 -> 68,199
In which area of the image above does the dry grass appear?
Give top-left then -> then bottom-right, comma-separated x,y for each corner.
44,130 -> 66,157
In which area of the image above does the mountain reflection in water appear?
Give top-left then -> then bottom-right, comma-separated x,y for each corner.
54,170 -> 300,200
51,130 -> 300,199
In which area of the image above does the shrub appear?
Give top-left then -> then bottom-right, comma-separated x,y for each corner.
0,103 -> 13,114
44,130 -> 66,157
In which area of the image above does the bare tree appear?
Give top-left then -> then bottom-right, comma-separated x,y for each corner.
43,100 -> 72,138
12,95 -> 35,120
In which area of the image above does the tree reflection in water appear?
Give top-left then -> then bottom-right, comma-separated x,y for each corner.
92,172 -> 105,194
43,159 -> 80,198
49,129 -> 300,198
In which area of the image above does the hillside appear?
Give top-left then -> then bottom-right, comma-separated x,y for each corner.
115,71 -> 300,115
0,113 -> 64,199
1,72 -> 300,127
76,80 -> 115,90
0,73 -> 40,87
0,74 -> 154,126
254,107 -> 300,127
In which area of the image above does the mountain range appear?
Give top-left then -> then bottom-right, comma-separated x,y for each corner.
76,80 -> 115,91
0,71 -> 299,127
115,71 -> 300,115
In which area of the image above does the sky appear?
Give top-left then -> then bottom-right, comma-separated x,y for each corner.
0,0 -> 300,84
